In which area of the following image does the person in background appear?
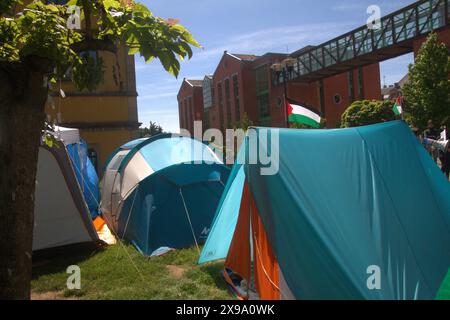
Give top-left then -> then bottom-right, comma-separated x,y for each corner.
423,119 -> 440,162
439,125 -> 449,179
410,125 -> 420,140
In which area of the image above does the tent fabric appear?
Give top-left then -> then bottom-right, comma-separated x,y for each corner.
33,139 -> 99,251
101,134 -> 230,256
251,206 -> 280,300
198,150 -> 246,264
117,164 -> 230,255
52,126 -> 80,146
200,121 -> 450,300
117,134 -> 222,174
224,183 -> 252,284
66,139 -> 100,219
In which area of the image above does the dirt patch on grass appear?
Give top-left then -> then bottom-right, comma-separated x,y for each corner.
31,291 -> 79,300
166,265 -> 186,278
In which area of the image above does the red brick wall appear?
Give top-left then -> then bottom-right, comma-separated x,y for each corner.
177,80 -> 204,134
209,53 -> 256,132
321,64 -> 381,128
413,28 -> 450,57
268,82 -> 320,128
361,63 -> 382,100
322,73 -> 349,128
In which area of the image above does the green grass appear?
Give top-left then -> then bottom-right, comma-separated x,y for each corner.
437,269 -> 450,300
31,242 -> 450,300
31,243 -> 233,300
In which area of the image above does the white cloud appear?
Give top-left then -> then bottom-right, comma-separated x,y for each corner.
193,22 -> 353,62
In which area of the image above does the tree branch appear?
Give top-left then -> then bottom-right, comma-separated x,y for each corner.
82,0 -> 93,40
71,38 -> 117,53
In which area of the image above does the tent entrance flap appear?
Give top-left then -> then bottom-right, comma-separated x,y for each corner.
251,206 -> 280,300
223,183 -> 281,300
223,183 -> 252,299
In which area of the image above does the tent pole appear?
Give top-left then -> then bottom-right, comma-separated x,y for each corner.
120,185 -> 139,240
246,138 -> 252,299
71,159 -> 147,283
179,188 -> 201,255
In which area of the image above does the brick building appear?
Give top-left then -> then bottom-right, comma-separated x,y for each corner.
177,79 -> 204,133
178,50 -> 382,132
208,52 -> 260,132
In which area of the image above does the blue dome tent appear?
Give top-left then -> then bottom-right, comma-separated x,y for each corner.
100,134 -> 230,256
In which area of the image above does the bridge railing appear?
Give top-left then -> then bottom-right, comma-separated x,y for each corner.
275,0 -> 449,84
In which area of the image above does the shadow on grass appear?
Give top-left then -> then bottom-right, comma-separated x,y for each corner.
32,242 -> 105,279
198,261 -> 230,293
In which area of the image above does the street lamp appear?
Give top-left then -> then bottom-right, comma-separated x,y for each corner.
271,57 -> 297,127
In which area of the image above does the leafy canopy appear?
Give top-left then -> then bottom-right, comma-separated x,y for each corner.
341,99 -> 397,128
0,0 -> 200,90
403,32 -> 450,131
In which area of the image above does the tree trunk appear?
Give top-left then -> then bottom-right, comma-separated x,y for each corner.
0,59 -> 50,299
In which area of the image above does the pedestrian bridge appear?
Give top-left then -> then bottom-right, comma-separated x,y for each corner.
275,0 -> 450,84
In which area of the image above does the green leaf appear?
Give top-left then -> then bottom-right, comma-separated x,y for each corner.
45,4 -> 59,12
44,135 -> 54,148
128,46 -> 139,55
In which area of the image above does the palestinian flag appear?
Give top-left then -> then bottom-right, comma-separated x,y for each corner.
392,96 -> 403,116
286,98 -> 321,128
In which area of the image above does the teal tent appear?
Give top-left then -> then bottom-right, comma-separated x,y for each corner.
199,121 -> 450,300
101,134 -> 230,256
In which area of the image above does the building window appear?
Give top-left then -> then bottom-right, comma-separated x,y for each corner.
188,97 -> 193,130
348,70 -> 355,103
255,65 -> 270,120
217,83 -> 224,132
276,96 -> 283,108
232,75 -> 241,122
319,80 -> 325,114
184,99 -> 188,130
358,67 -> 364,99
178,101 -> 183,127
225,79 -> 232,128
334,94 -> 342,104
203,110 -> 210,130
202,77 -> 214,109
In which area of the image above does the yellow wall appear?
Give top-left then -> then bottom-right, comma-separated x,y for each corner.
45,46 -> 140,173
47,96 -> 134,123
79,129 -> 136,174
16,1 -> 140,172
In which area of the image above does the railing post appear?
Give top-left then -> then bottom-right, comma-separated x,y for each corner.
392,17 -> 396,45
415,5 -> 420,36
445,0 -> 449,26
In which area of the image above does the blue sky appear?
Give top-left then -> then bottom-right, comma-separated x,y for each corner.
136,0 -> 415,133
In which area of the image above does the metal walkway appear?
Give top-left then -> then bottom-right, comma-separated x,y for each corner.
275,0 -> 450,84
